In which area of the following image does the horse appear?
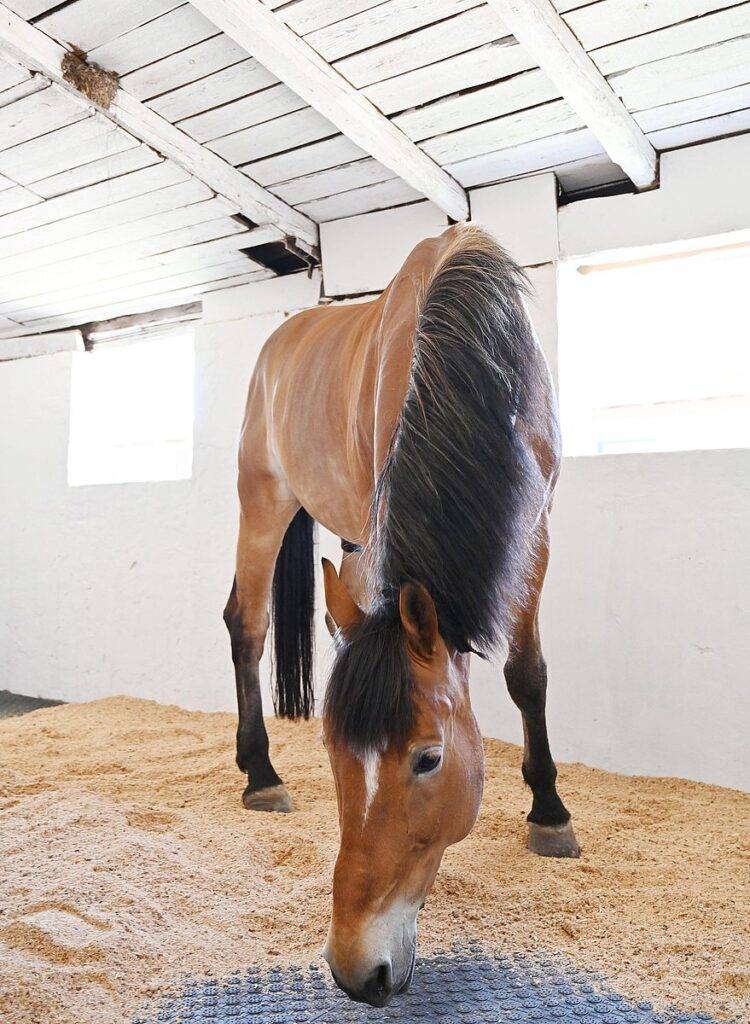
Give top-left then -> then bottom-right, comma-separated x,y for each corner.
223,223 -> 579,1008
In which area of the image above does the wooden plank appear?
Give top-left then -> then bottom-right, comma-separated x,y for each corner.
191,0 -> 469,219
336,1 -> 586,89
179,82 -> 306,143
395,67 -> 558,141
636,82 -> 750,135
0,160 -> 186,240
88,5 -> 219,78
0,233 -> 259,315
595,3 -> 750,77
297,177 -> 422,222
31,144 -> 160,199
365,36 -> 533,114
569,0 -> 749,53
272,157 -> 394,205
487,0 -> 657,188
19,272 -> 268,332
36,0 -> 184,53
121,33 -> 249,101
0,70 -> 44,107
422,98 -> 582,165
211,106 -> 336,165
0,181 -> 41,215
147,57 -> 277,122
0,177 -> 213,262
445,126 -> 601,188
0,82 -> 85,152
307,0 -> 483,63
13,258 -> 257,322
336,5 -> 503,89
0,112 -> 138,185
269,0 -> 386,37
0,214 -> 253,300
0,51 -> 27,90
3,1 -> 57,16
0,4 -> 318,245
0,198 -> 233,276
243,133 -> 366,186
612,36 -> 750,112
648,107 -> 750,152
0,313 -> 20,333
0,329 -> 83,360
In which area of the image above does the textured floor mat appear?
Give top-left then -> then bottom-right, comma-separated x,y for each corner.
136,949 -> 724,1023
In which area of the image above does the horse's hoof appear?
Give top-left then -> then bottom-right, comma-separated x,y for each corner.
528,820 -> 581,858
242,783 -> 294,813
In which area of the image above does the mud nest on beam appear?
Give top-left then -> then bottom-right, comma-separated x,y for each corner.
61,46 -> 119,109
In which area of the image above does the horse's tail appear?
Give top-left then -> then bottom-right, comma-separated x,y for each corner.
372,224 -> 551,655
271,507 -> 316,719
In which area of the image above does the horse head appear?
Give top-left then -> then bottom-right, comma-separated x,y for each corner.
320,558 -> 484,1006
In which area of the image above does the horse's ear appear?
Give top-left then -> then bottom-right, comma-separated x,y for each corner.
399,581 -> 438,660
322,558 -> 363,633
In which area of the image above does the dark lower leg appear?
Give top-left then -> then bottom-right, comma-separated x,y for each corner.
234,648 -> 282,792
224,585 -> 288,806
505,654 -> 570,827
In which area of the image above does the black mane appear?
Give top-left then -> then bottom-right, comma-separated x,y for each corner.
324,601 -> 412,754
324,229 -> 546,751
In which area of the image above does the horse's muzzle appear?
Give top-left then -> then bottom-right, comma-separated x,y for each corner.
329,946 -> 415,1007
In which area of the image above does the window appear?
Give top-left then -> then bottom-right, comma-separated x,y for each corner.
558,236 -> 750,456
67,329 -> 194,486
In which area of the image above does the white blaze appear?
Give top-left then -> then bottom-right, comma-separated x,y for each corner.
360,749 -> 381,823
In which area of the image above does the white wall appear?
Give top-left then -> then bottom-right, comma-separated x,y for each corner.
1,134 -> 748,790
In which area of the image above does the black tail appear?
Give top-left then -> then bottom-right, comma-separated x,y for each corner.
271,508 -> 316,719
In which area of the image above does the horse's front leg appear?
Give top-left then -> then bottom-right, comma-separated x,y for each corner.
503,514 -> 580,857
224,482 -> 298,812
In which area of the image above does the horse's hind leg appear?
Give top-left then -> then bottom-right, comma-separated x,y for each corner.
504,513 -> 580,857
224,480 -> 298,812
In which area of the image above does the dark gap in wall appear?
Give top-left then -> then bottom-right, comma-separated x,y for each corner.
243,240 -> 310,274
559,177 -> 634,206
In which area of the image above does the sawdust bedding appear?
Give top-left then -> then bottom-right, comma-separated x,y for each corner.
0,697 -> 747,1023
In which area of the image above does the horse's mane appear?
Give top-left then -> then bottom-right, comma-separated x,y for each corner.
324,226 -> 545,751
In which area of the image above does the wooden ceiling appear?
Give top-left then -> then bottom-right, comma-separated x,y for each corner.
0,0 -> 749,339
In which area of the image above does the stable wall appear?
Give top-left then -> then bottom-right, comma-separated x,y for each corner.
1,134 -> 748,790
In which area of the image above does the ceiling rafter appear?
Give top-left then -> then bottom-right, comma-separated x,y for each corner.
487,0 -> 658,189
189,0 -> 470,221
0,1 -> 319,248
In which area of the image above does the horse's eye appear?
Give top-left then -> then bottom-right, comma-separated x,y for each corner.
413,748 -> 443,776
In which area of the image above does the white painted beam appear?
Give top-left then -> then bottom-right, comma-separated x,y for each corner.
0,329 -> 83,358
0,2 -> 318,247
190,0 -> 469,221
487,0 -> 657,189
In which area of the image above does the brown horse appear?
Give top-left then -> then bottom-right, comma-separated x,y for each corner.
224,224 -> 579,1007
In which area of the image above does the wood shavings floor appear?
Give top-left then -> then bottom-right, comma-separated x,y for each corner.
0,697 -> 747,1023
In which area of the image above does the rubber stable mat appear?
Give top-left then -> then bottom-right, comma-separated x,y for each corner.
0,689 -> 63,719
137,949 -> 724,1024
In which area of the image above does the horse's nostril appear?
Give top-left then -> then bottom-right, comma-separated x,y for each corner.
362,961 -> 393,1006
376,962 -> 391,994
